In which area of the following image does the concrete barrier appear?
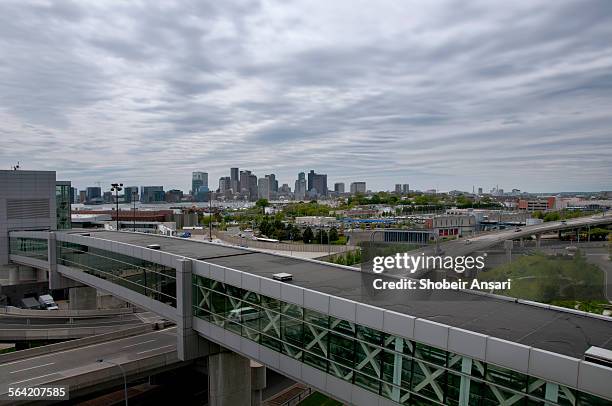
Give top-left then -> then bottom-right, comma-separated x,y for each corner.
0,324 -> 159,364
0,306 -> 135,318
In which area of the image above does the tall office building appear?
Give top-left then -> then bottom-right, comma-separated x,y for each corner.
350,182 -> 366,194
307,170 -> 327,197
294,172 -> 306,200
478,187 -> 483,195
334,182 -> 345,194
258,177 -> 270,200
79,190 -> 87,203
70,187 -> 77,204
86,186 -> 101,202
395,184 -> 402,194
218,176 -> 231,192
192,172 -> 208,196
230,167 -> 240,192
123,186 -> 138,203
240,170 -> 258,201
402,184 -> 410,194
141,186 -> 165,203
266,174 -> 278,193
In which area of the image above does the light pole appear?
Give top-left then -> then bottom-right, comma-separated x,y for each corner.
132,191 -> 137,232
97,359 -> 128,405
110,183 -> 123,232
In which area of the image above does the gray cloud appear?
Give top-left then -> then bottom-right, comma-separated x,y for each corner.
0,0 -> 611,192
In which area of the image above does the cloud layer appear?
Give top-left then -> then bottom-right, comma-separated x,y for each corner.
1,0 -> 611,192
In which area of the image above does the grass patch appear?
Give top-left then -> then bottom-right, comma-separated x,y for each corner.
478,252 -> 606,304
298,392 -> 342,406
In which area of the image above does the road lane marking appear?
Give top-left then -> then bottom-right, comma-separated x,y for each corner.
122,339 -> 156,348
10,372 -> 60,385
136,344 -> 174,355
9,362 -> 55,374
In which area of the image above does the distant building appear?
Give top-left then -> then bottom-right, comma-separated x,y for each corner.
195,186 -> 210,202
86,186 -> 101,203
230,167 -> 240,192
266,174 -> 278,193
141,186 -> 165,203
240,170 -> 258,201
279,183 -> 291,196
307,170 -> 328,197
425,215 -> 476,237
395,184 -> 402,194
258,177 -> 270,200
294,172 -> 307,200
478,187 -> 483,195
79,190 -> 87,203
192,172 -> 208,197
218,176 -> 231,192
103,191 -> 113,204
70,187 -> 77,204
334,182 -> 345,194
123,186 -> 138,203
402,184 -> 410,194
165,189 -> 184,203
518,197 -> 556,212
350,182 -> 366,194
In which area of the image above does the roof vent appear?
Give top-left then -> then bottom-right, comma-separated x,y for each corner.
147,244 -> 161,250
273,272 -> 293,282
584,346 -> 612,368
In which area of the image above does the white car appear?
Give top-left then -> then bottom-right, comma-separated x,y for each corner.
227,307 -> 261,323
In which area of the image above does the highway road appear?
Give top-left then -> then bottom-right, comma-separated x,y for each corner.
0,327 -> 177,397
393,213 -> 612,277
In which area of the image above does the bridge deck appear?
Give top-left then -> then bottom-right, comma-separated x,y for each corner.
79,231 -> 612,359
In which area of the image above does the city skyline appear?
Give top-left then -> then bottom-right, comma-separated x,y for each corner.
0,1 -> 611,192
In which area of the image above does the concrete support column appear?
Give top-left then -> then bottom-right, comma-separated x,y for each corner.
8,267 -> 19,284
250,361 -> 266,406
37,268 -> 48,282
47,232 -> 59,289
69,286 -> 97,309
535,234 -> 541,249
209,351 -> 251,406
504,240 -> 513,263
519,238 -> 524,248
176,258 -> 207,361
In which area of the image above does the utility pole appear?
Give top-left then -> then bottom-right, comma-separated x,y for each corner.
209,191 -> 213,242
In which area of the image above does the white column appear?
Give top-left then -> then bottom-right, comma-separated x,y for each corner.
176,257 -> 207,361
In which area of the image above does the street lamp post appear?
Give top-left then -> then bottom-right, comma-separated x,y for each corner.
97,359 -> 128,405
132,191 -> 137,232
110,183 -> 123,232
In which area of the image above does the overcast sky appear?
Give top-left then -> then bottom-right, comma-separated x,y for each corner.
1,0 -> 611,193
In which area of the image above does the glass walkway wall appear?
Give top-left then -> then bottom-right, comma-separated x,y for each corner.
193,275 -> 608,406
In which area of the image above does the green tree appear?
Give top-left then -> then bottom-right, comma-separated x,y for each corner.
328,227 -> 339,242
255,198 -> 269,214
302,226 -> 314,244
315,229 -> 329,244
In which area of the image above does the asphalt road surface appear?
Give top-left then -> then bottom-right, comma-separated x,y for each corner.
0,327 -> 177,396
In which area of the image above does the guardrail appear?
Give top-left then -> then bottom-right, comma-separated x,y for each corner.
218,233 -> 351,253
